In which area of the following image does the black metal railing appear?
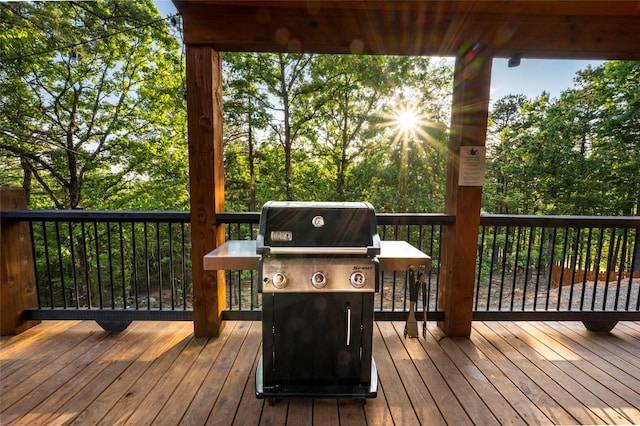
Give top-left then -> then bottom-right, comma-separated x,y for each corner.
474,215 -> 640,324
2,210 -> 638,328
2,210 -> 193,328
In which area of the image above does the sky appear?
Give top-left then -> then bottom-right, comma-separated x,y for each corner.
155,1 -> 603,102
489,58 -> 603,102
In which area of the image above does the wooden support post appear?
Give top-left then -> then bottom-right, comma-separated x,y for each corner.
1,186 -> 40,335
186,46 -> 226,337
438,45 -> 492,337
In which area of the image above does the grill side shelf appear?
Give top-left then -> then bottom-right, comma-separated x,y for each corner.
203,240 -> 431,272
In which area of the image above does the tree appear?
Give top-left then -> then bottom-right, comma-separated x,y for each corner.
357,57 -> 451,212
0,1 -> 185,209
222,53 -> 272,211
307,55 -> 407,201
485,94 -> 527,213
581,61 -> 640,216
257,53 -> 324,200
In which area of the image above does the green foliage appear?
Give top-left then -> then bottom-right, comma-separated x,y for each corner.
222,53 -> 453,212
484,61 -> 640,217
1,1 -> 186,210
2,2 -> 637,219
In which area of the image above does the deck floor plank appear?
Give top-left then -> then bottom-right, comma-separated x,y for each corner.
71,321 -> 193,425
95,325 -> 194,425
617,322 -> 640,343
122,331 -> 208,425
312,399 -> 340,426
524,321 -> 640,416
337,398 -> 367,426
361,367 -> 394,426
257,395 -> 288,425
0,321 -> 98,394
1,320 -> 639,426
527,322 -> 640,397
451,329 -> 549,425
418,322 -> 501,425
180,321 -> 248,425
469,322 -> 580,425
1,322 -> 119,423
495,321 -> 635,425
481,320 -> 618,425
149,323 -> 236,426
429,325 -> 528,425
513,321 -> 640,424
378,322 -> 449,426
43,321 -> 177,426
0,320 -> 82,371
372,322 -> 421,425
232,347 -> 265,425
9,321 -> 155,425
548,321 -> 640,375
206,321 -> 262,426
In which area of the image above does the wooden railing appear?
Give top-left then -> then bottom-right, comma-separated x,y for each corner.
2,202 -> 639,332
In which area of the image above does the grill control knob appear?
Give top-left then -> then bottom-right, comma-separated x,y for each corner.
272,272 -> 287,289
350,271 -> 366,288
311,271 -> 327,289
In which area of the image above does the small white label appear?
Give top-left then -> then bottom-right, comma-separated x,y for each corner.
271,231 -> 292,241
458,146 -> 486,186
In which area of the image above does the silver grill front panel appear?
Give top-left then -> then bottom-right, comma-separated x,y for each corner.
260,257 -> 378,293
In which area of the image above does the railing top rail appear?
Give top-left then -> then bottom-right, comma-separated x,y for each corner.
0,210 -> 190,222
2,210 -> 638,228
375,213 -> 455,225
1,210 -> 456,225
480,214 -> 640,228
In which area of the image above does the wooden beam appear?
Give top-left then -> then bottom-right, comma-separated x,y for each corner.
1,186 -> 40,335
174,1 -> 640,59
438,44 -> 492,338
186,47 -> 226,337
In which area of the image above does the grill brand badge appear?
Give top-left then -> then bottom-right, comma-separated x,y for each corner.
270,231 -> 292,241
312,215 -> 325,228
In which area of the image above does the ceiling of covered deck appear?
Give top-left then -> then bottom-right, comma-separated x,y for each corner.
173,1 -> 640,59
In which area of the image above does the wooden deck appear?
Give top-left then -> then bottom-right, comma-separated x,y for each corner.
1,319 -> 639,425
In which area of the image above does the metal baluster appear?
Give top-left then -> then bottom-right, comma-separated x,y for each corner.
498,226 -> 510,311
119,222 -> 127,309
106,222 -> 115,309
54,222 -> 66,309
475,225 -> 486,310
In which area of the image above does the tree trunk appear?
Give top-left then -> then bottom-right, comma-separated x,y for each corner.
248,108 -> 256,212
20,158 -> 32,205
275,55 -> 293,201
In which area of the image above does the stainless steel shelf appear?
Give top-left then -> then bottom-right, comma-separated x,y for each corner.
204,240 -> 431,272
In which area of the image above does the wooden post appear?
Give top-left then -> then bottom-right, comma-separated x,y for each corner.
1,186 -> 40,335
185,46 -> 226,337
438,44 -> 492,337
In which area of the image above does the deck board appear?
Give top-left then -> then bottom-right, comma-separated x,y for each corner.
1,320 -> 639,425
494,321 -> 632,425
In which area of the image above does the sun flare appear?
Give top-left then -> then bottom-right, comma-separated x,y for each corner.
397,109 -> 419,131
377,102 -> 441,152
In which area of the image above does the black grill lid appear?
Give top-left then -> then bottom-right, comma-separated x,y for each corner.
256,201 -> 381,256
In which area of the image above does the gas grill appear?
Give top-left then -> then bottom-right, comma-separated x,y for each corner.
203,201 -> 431,402
256,201 -> 380,400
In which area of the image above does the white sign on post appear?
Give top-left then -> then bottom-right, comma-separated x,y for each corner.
458,146 -> 486,186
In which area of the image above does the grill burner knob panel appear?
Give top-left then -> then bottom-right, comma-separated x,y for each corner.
311,271 -> 327,288
272,272 -> 287,289
260,257 -> 378,293
350,271 -> 366,288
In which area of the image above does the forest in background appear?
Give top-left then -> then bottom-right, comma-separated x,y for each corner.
2,1 -> 639,217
